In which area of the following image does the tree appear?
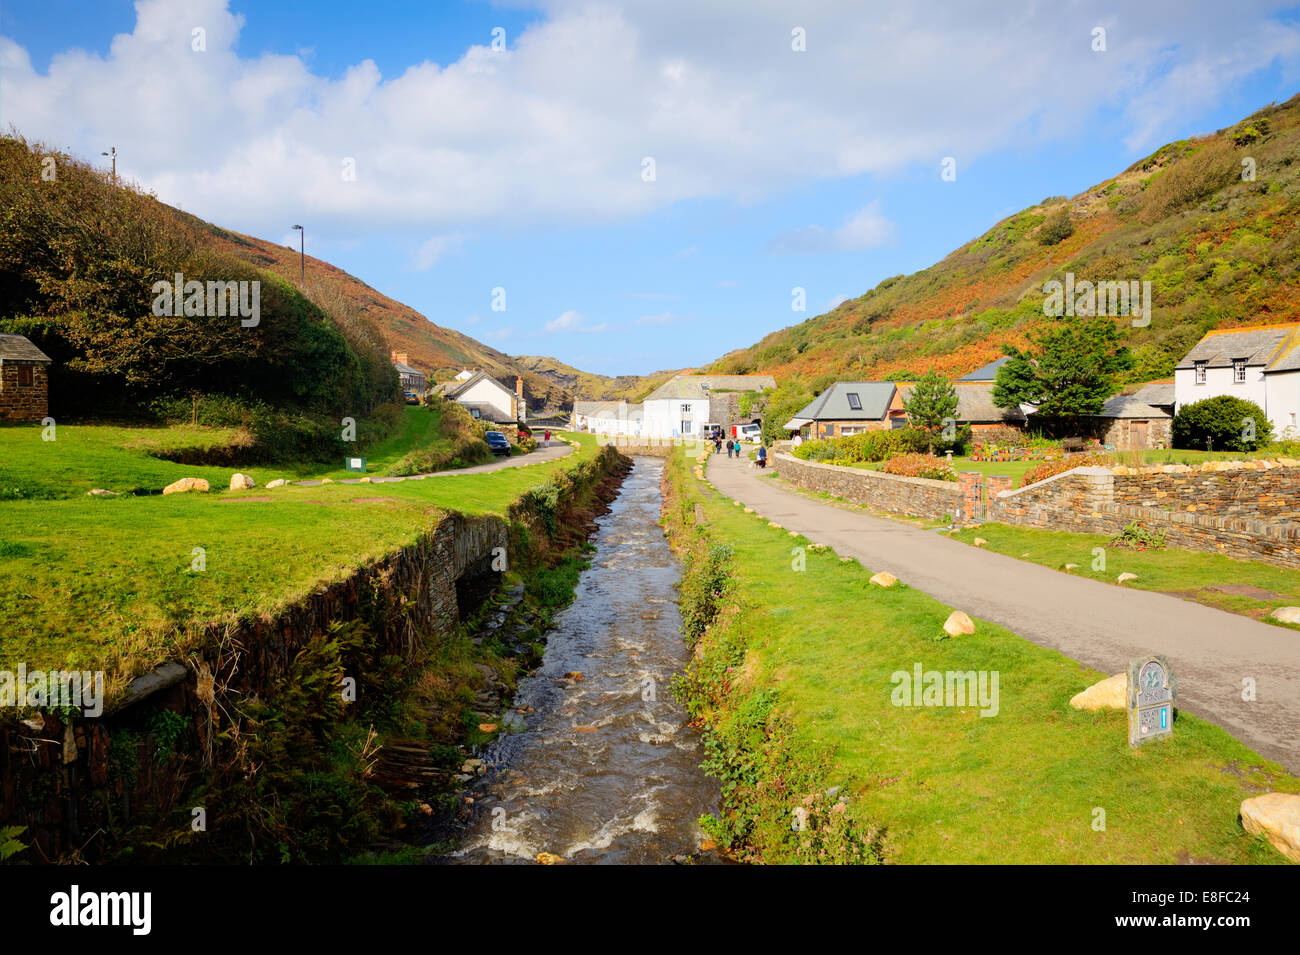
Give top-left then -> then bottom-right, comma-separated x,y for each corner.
903,369 -> 958,453
1172,395 -> 1271,451
992,319 -> 1133,430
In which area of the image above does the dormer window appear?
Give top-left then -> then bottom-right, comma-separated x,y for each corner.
1194,360 -> 1207,384
1233,359 -> 1247,383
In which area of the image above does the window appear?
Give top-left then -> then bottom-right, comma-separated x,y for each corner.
16,365 -> 33,387
846,392 -> 862,410
1194,360 -> 1207,384
1233,359 -> 1247,384
680,403 -> 691,413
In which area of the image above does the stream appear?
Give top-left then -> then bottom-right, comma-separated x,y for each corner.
445,456 -> 721,864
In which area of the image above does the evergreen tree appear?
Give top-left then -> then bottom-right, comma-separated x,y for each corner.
992,319 -> 1133,430
904,368 -> 958,453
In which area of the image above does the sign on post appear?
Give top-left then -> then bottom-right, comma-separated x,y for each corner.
1127,655 -> 1176,747
345,457 -> 367,473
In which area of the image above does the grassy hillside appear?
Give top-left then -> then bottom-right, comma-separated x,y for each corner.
711,93 -> 1300,391
197,225 -> 583,411
513,354 -> 675,402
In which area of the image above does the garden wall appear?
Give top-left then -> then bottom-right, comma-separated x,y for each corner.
772,453 -> 963,522
988,460 -> 1300,569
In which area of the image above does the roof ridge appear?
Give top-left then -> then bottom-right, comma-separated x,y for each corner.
1204,321 -> 1300,337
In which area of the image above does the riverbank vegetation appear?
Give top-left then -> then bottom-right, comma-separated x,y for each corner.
0,431 -> 598,685
663,449 -> 1299,863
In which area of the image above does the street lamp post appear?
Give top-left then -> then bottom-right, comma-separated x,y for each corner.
100,147 -> 116,181
292,224 -> 304,283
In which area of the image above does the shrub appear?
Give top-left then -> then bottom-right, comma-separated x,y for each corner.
1021,451 -> 1116,487
880,453 -> 957,481
1037,207 -> 1075,245
1172,395 -> 1271,452
792,428 -> 927,464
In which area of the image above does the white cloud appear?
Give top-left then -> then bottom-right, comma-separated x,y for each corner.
2,0 -> 1297,240
545,309 -> 584,332
767,200 -> 896,254
636,312 -> 678,325
412,234 -> 465,270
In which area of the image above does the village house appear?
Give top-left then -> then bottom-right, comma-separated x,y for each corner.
438,370 -> 526,425
784,382 -> 902,439
787,377 -> 1030,440
0,333 -> 52,423
571,400 -> 644,435
1095,381 -> 1174,450
1174,323 -> 1300,438
640,374 -> 776,439
391,351 -> 427,394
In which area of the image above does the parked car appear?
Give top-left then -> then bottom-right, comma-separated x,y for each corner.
403,391 -> 420,405
485,431 -> 512,456
737,423 -> 762,442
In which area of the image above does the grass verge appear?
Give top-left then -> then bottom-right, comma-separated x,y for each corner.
665,447 -> 1298,864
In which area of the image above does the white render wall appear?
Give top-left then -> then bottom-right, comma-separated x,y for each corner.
643,398 -> 709,438
456,378 -> 515,422
1266,370 -> 1300,438
1175,364 -> 1298,438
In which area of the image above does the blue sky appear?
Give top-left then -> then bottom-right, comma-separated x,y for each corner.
3,1 -> 1299,375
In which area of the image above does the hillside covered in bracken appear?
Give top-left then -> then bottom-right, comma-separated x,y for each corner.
709,93 -> 1300,392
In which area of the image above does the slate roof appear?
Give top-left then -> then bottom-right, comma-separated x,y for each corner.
645,374 -> 776,401
0,334 -> 52,363
956,356 -> 1010,382
793,382 -> 897,421
895,381 -> 1026,424
1100,381 -> 1175,418
443,370 -> 512,400
572,400 -> 643,420
1175,323 -> 1300,372
393,361 -> 424,376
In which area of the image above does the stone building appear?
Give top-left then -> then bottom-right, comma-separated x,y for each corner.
0,333 -> 52,423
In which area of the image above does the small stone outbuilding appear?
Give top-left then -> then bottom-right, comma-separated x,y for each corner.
0,333 -> 52,423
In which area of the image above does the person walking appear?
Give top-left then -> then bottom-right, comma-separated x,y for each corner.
544,429 -> 550,446
756,444 -> 768,469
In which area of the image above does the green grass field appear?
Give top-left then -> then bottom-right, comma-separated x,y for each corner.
677,452 -> 1298,863
949,522 -> 1300,626
0,424 -> 596,682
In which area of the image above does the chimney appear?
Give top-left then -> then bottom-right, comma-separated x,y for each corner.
391,351 -> 408,366
515,376 -> 524,398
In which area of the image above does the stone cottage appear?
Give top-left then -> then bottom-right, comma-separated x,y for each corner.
0,333 -> 52,422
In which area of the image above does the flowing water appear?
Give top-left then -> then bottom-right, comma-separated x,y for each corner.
446,456 -> 720,864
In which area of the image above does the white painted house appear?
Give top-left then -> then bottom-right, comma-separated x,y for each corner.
571,400 -> 643,435
1174,323 -> 1300,439
641,374 -> 776,438
438,370 -> 525,424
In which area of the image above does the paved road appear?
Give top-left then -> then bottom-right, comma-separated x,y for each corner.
293,441 -> 574,486
706,453 -> 1300,773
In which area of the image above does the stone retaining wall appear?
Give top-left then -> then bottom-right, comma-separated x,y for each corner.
773,453 -> 963,522
988,462 -> 1300,569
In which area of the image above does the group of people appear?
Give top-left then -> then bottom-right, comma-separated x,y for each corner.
711,428 -> 768,467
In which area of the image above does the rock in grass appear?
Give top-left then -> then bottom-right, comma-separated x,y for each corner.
1064,563 -> 1079,572
266,479 -> 288,489
972,537 -> 987,547
1070,673 -> 1126,710
162,477 -> 209,495
943,611 -> 975,637
87,488 -> 116,497
229,473 -> 256,490
1240,793 -> 1300,862
768,522 -> 782,529
1117,572 -> 1139,584
1269,606 -> 1300,624
869,572 -> 898,588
